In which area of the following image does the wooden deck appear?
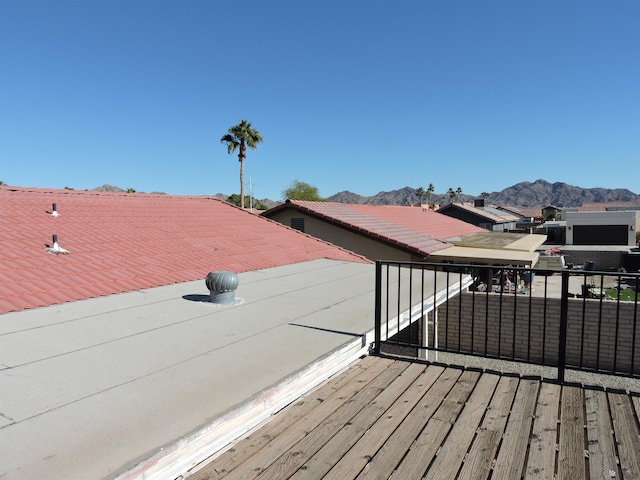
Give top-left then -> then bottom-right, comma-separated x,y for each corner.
187,355 -> 640,480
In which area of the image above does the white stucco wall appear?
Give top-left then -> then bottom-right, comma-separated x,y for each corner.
565,211 -> 639,246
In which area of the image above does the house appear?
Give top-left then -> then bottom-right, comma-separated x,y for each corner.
565,210 -> 639,247
560,209 -> 640,271
542,204 -> 562,220
437,200 -> 521,232
0,186 -> 464,480
262,200 -> 546,267
495,204 -> 546,232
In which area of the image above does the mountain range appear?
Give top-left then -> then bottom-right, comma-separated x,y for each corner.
91,179 -> 640,209
326,179 -> 640,208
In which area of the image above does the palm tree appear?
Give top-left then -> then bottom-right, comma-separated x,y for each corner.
447,187 -> 456,204
455,187 -> 463,203
221,119 -> 264,209
415,187 -> 426,205
426,183 -> 435,207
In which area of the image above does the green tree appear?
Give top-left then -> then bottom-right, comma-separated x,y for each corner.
0,181 -> 5,186
455,187 -> 463,203
221,119 -> 264,209
415,187 -> 426,205
282,180 -> 325,201
127,188 -> 136,193
481,191 -> 489,198
226,193 -> 267,210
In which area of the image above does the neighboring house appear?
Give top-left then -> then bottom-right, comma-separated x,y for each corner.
437,201 -> 521,232
542,204 -> 562,220
495,204 -> 546,232
262,200 -> 545,267
565,210 -> 639,247
559,210 -> 640,271
533,208 -> 640,271
496,205 -> 542,220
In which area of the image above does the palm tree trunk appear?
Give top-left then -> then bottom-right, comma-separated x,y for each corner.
239,158 -> 245,209
239,140 -> 246,209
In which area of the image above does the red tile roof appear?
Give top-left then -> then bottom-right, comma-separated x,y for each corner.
0,187 -> 370,314
263,201 -> 486,256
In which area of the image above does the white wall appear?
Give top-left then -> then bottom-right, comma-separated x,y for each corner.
565,211 -> 639,245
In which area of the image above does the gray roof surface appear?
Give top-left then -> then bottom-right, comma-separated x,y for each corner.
0,259 -> 378,480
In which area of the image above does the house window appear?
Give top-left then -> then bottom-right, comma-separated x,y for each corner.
291,218 -> 305,232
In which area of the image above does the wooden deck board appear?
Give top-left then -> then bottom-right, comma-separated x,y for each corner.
386,370 -> 481,479
525,381 -> 560,480
288,362 -> 427,480
557,386 -> 586,480
609,392 -> 640,479
189,356 -> 640,480
491,378 -> 540,479
456,375 -> 519,480
355,367 -> 462,480
426,372 -> 502,479
585,388 -> 618,479
323,364 -> 444,480
252,360 -> 412,480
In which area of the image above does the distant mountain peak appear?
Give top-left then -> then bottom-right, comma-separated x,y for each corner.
327,180 -> 639,208
92,184 -> 125,193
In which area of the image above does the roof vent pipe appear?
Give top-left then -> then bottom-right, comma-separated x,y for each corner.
49,203 -> 60,217
205,271 -> 240,305
46,234 -> 69,255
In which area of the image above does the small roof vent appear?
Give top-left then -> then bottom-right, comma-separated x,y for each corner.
46,234 -> 69,255
205,271 -> 241,305
48,203 -> 60,217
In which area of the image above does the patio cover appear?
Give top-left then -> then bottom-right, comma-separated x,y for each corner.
432,231 -> 547,266
429,245 -> 540,266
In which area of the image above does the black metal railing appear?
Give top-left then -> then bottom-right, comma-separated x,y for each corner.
374,260 -> 639,381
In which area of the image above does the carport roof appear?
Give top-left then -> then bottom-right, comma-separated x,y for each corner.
430,245 -> 540,266
431,231 -> 546,266
448,231 -> 547,252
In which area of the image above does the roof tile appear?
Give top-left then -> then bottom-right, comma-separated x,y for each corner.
1,187 -> 370,314
265,201 -> 486,257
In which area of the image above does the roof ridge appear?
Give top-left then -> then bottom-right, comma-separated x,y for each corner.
0,185 -> 226,201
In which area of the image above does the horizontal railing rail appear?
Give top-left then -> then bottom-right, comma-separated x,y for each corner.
374,260 -> 639,381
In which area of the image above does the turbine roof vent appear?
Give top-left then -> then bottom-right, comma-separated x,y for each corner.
205,271 -> 241,305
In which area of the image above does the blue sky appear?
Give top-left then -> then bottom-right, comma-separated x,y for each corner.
1,1 -> 638,200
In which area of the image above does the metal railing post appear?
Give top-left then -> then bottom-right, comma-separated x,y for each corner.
558,270 -> 570,383
374,261 -> 382,355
